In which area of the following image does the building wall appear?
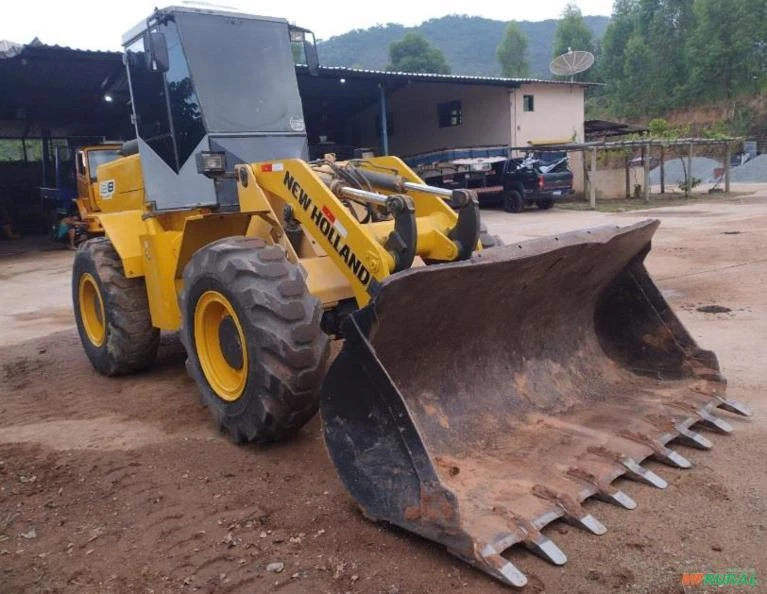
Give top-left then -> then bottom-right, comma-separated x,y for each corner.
511,83 -> 585,147
344,79 -> 586,191
346,82 -> 512,157
512,83 -> 586,193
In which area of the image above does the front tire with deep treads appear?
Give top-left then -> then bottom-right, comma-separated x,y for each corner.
72,237 -> 160,375
179,237 -> 329,443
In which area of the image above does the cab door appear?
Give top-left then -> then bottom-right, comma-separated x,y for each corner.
75,150 -> 99,212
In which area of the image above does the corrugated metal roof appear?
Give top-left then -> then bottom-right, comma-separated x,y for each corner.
0,42 -> 129,137
0,40 -> 24,59
301,64 -> 592,87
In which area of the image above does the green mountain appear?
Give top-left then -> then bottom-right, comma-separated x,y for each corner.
317,14 -> 610,78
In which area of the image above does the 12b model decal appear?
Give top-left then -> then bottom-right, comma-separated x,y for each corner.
282,170 -> 371,286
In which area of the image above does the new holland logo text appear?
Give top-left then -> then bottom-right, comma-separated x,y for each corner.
282,170 -> 371,286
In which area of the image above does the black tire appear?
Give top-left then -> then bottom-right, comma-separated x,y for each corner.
536,198 -> 555,210
502,189 -> 524,213
179,237 -> 329,444
478,222 -> 504,248
72,237 -> 159,376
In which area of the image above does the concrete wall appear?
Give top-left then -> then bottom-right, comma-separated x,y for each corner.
346,82 -> 512,157
592,165 -> 646,199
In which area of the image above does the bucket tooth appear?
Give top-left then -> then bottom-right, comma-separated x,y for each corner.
620,457 -> 668,489
566,467 -> 637,510
654,447 -> 692,469
599,488 -> 638,510
525,534 -> 567,566
697,409 -> 733,434
475,545 -> 528,588
531,484 -> 606,535
494,559 -> 528,588
587,447 -> 667,488
576,513 -> 607,535
674,424 -> 713,449
618,430 -> 692,469
716,398 -> 752,417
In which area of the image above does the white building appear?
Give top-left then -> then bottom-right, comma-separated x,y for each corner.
297,66 -> 587,189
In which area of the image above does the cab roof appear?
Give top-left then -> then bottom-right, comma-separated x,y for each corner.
121,5 -> 289,46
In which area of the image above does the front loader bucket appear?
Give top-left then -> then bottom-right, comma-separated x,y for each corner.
320,219 -> 751,588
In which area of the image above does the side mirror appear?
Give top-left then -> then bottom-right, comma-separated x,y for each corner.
290,27 -> 319,76
304,32 -> 319,76
145,31 -> 169,73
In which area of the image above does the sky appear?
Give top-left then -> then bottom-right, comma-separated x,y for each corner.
1,0 -> 614,51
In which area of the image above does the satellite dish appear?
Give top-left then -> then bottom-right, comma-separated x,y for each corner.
549,48 -> 595,80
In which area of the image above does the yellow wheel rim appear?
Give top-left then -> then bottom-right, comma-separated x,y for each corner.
78,273 -> 106,347
194,290 -> 248,402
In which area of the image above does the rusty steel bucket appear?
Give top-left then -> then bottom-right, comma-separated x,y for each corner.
320,219 -> 750,588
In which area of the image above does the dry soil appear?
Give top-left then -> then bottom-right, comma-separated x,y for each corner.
1,192 -> 766,594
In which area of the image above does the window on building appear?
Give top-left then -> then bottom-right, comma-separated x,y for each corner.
375,112 -> 394,137
438,100 -> 462,127
523,95 -> 535,112
0,139 -> 26,162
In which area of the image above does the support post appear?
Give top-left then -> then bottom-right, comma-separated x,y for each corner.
590,147 -> 597,209
642,144 -> 650,202
659,146 -> 665,194
378,84 -> 389,156
625,155 -> 630,198
41,128 -> 51,188
686,142 -> 693,197
724,143 -> 731,193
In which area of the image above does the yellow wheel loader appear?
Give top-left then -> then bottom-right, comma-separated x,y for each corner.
71,6 -> 751,588
73,144 -> 124,236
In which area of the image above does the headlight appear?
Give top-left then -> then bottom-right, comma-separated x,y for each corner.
195,151 -> 226,178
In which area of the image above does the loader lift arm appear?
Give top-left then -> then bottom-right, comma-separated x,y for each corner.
251,156 -> 481,307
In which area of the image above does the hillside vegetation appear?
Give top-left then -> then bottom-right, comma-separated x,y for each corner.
317,14 -> 609,78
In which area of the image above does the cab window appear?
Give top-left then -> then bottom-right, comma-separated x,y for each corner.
87,150 -> 121,182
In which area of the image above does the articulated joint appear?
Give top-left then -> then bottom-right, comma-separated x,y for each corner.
447,189 -> 481,260
384,195 -> 417,272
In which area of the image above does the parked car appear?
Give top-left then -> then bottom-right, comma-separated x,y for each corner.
420,154 -> 574,212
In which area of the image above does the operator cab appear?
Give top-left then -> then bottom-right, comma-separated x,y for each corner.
121,6 -> 319,211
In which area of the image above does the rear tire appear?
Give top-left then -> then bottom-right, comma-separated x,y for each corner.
502,189 -> 524,213
72,237 -> 159,376
179,237 -> 329,443
536,198 -> 555,210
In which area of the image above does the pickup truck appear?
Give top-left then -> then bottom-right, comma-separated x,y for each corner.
419,154 -> 574,212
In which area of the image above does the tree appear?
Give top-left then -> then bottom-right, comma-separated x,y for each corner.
646,0 -> 695,109
552,3 -> 596,82
553,3 -> 596,57
599,0 -> 638,86
614,32 -> 656,116
599,0 -> 695,116
685,0 -> 758,100
496,22 -> 529,77
386,33 -> 450,74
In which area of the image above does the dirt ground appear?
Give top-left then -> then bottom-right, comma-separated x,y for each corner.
1,192 -> 766,594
